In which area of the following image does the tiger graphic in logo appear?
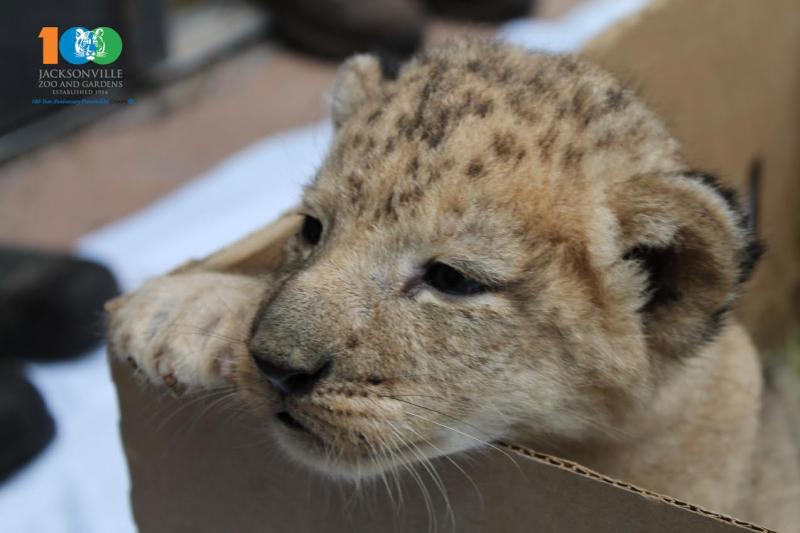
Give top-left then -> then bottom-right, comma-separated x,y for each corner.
74,28 -> 97,61
59,26 -> 121,65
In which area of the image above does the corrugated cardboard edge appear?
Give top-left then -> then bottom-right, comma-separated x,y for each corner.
498,443 -> 775,532
169,211 -> 301,275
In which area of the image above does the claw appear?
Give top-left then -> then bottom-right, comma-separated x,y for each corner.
162,373 -> 185,398
104,293 -> 132,313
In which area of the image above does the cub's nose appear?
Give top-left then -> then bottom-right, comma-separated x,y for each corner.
250,351 -> 331,396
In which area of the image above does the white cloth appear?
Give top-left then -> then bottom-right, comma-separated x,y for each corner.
0,122 -> 330,533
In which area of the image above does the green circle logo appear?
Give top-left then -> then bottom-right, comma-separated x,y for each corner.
91,27 -> 122,65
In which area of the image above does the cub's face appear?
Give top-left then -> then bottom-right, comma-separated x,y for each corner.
240,41 -> 757,477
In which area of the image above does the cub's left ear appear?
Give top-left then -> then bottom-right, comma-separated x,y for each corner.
611,172 -> 762,358
330,53 -> 401,128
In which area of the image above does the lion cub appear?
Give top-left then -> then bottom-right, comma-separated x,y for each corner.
108,40 -> 799,530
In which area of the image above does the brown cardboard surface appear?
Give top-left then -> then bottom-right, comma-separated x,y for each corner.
112,363 -> 768,533
112,1 -> 799,531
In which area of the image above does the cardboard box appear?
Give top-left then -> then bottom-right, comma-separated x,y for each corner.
111,0 -> 800,531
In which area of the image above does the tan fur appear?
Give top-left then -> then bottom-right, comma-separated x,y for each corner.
108,40 -> 799,530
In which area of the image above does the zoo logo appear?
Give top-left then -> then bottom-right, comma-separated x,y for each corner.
38,26 -> 123,65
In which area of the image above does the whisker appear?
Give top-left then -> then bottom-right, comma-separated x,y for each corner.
383,422 -> 437,533
388,420 -> 456,532
397,421 -> 484,512
403,411 -> 522,474
152,386 -> 235,432
382,396 -> 497,442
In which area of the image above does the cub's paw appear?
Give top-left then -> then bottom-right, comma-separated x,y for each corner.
107,272 -> 265,394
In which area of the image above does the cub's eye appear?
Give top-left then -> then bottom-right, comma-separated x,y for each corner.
423,262 -> 486,296
301,215 -> 323,245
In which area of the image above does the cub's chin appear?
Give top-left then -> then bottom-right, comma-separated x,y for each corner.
270,409 -> 472,480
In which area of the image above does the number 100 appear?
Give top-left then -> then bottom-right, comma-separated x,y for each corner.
38,27 -> 59,65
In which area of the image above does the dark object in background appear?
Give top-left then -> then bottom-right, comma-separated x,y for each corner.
259,0 -> 535,61
262,0 -> 424,60
0,247 -> 120,361
426,0 -> 534,22
0,360 -> 55,482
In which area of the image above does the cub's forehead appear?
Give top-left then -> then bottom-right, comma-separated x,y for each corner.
306,40 -> 680,231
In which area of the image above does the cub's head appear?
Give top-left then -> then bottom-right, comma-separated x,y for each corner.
240,40 -> 760,477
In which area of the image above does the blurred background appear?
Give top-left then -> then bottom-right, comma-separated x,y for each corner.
0,0 -> 798,531
0,0 -> 583,249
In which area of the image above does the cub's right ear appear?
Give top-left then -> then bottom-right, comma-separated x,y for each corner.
329,54 -> 393,128
610,172 -> 762,359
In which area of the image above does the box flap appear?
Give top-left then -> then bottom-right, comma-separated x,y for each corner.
112,362 -> 770,532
